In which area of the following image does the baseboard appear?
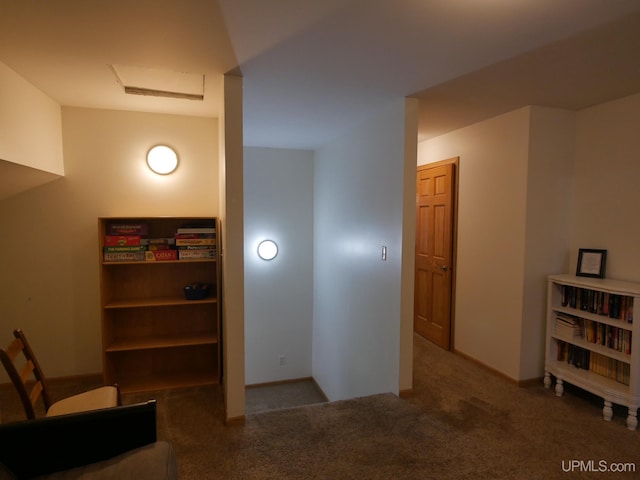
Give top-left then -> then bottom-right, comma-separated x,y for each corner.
246,376 -> 329,403
225,415 -> 246,426
453,349 -> 542,387
398,388 -> 414,398
518,377 -> 544,388
310,377 -> 329,402
246,376 -> 315,389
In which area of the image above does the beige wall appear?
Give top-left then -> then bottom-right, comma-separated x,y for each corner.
218,75 -> 245,422
572,93 -> 640,282
418,107 -> 531,380
418,94 -> 640,381
400,97 -> 418,394
0,107 -> 219,382
520,107 -> 575,379
0,61 -> 63,174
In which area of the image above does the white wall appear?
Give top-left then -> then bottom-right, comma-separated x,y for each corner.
573,93 -> 640,283
0,61 -> 63,174
313,99 -> 410,401
244,147 -> 314,385
0,107 -> 219,382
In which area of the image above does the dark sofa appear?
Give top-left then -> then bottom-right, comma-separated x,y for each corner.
0,400 -> 176,479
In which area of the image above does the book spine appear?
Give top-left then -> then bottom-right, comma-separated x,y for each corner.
174,233 -> 215,239
107,223 -> 149,235
103,251 -> 146,262
103,245 -> 147,253
175,238 -> 216,246
104,235 -> 141,246
176,227 -> 216,234
178,249 -> 216,260
145,250 -> 178,261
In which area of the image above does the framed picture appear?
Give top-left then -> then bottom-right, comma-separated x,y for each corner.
576,248 -> 607,278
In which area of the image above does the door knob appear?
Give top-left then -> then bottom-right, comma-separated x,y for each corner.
441,265 -> 448,271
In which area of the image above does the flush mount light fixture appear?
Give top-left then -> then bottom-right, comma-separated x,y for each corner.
257,240 -> 278,261
147,145 -> 178,175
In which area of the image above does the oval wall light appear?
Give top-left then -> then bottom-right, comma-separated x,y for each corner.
257,240 -> 278,260
147,145 -> 178,175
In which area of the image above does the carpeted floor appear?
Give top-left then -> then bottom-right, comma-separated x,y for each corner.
2,334 -> 640,479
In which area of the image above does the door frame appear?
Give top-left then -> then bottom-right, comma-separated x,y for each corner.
416,156 -> 459,351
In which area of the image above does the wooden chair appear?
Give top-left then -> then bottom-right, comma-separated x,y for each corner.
0,328 -> 121,420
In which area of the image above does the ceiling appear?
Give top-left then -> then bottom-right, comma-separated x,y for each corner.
1,0 -> 639,151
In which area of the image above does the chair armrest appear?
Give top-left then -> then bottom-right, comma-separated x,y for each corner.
0,400 -> 157,479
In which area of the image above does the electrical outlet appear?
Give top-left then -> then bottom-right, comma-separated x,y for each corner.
279,355 -> 286,366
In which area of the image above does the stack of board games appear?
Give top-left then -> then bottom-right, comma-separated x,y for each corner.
103,221 -> 216,262
175,224 -> 216,260
103,222 -> 148,262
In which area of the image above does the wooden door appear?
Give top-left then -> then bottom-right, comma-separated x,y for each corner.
414,161 -> 456,349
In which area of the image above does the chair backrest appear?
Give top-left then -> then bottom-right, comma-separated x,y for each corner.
0,329 -> 53,419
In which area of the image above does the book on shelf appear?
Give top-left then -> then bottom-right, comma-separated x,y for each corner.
148,244 -> 173,251
104,235 -> 142,246
555,314 -> 582,338
560,285 -> 634,323
582,319 -> 632,354
174,233 -> 215,239
147,238 -> 175,250
178,249 -> 216,260
177,245 -> 215,251
106,223 -> 149,236
176,224 -> 216,235
567,344 -> 590,370
103,245 -> 147,253
145,250 -> 178,261
590,351 -> 631,385
103,251 -> 146,262
556,334 -> 631,386
175,238 -> 216,246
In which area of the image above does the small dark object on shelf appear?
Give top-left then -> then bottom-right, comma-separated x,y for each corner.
184,283 -> 211,300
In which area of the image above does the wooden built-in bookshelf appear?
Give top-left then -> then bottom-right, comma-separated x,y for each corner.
98,216 -> 220,393
545,274 -> 640,430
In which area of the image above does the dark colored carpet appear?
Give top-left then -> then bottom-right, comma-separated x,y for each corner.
2,334 -> 639,479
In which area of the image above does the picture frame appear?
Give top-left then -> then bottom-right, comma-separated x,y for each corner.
576,248 -> 607,278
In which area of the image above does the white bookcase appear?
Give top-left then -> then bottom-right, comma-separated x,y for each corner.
545,274 -> 640,430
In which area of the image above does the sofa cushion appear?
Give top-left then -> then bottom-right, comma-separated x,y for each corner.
35,441 -> 177,480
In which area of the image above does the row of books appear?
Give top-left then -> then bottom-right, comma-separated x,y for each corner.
560,285 -> 633,323
557,342 -> 630,385
554,313 -> 632,355
103,222 -> 216,262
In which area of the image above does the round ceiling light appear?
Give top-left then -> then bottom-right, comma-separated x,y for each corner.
147,145 -> 178,175
257,240 -> 278,261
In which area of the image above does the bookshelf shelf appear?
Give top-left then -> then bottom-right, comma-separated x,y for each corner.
104,296 -> 217,309
112,371 -> 219,395
105,333 -> 218,352
550,334 -> 631,363
99,216 -> 221,394
545,274 -> 640,430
